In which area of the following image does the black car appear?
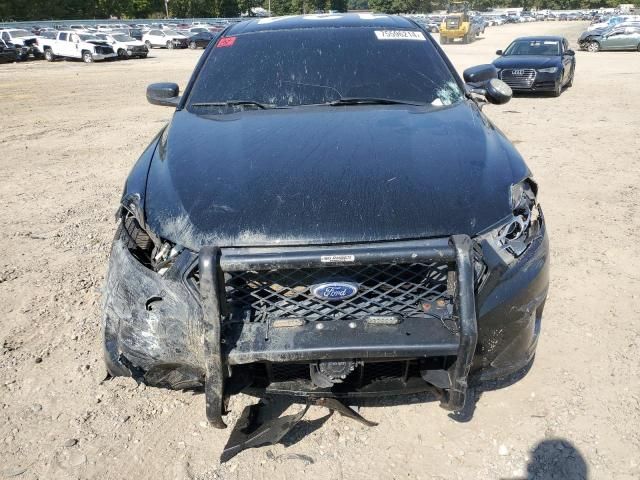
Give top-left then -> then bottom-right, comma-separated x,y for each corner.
0,39 -> 18,63
493,36 -> 576,96
104,14 -> 549,430
187,31 -> 216,49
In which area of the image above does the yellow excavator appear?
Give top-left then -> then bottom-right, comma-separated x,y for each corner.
439,1 -> 478,44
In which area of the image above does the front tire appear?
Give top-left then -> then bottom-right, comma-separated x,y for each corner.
566,66 -> 574,87
44,49 -> 55,62
587,41 -> 600,52
82,51 -> 93,63
551,79 -> 562,97
166,40 -> 174,49
145,40 -> 152,49
189,41 -> 197,49
117,48 -> 127,59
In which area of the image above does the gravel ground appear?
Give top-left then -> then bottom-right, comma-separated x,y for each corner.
1,20 -> 639,480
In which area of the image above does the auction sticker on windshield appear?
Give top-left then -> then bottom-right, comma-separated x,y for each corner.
374,30 -> 426,41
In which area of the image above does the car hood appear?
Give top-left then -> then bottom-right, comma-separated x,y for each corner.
579,28 -> 603,39
493,55 -> 560,69
143,103 -> 529,250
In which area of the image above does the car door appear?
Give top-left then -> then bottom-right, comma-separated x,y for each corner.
148,30 -> 161,46
68,33 -> 83,57
600,27 -> 626,50
620,27 -> 640,49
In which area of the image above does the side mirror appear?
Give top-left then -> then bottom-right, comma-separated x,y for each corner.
484,78 -> 512,105
495,49 -> 503,55
565,49 -> 575,56
463,64 -> 498,84
147,82 -> 180,107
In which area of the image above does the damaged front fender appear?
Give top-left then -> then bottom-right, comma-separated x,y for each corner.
103,235 -> 205,389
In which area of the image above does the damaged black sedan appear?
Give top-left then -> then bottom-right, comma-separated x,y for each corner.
103,14 -> 549,428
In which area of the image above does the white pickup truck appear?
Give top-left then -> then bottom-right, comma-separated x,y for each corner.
37,31 -> 117,63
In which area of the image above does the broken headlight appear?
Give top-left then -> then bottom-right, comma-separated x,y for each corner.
118,200 -> 183,276
479,179 -> 543,263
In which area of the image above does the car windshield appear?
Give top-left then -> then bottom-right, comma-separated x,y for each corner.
187,28 -> 463,111
10,30 -> 31,37
113,34 -> 133,42
79,34 -> 99,41
504,39 -> 560,56
191,27 -> 208,32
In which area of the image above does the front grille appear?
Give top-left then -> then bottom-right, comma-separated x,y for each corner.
220,262 -> 451,323
95,46 -> 114,55
500,68 -> 536,88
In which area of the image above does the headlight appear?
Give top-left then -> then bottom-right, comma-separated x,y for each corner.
118,200 -> 183,276
537,67 -> 558,73
478,178 -> 543,264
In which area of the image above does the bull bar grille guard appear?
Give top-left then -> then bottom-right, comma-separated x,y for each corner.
198,235 -> 478,428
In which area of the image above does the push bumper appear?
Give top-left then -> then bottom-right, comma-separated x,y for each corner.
104,226 -> 548,427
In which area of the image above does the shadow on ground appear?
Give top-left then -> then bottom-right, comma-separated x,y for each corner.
502,438 -> 589,480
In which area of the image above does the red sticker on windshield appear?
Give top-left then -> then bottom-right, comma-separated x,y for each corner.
216,37 -> 236,48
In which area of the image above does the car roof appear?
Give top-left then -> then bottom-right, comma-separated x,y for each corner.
512,35 -> 566,42
226,13 -> 418,35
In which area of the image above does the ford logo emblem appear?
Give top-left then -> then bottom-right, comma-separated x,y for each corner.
310,282 -> 359,301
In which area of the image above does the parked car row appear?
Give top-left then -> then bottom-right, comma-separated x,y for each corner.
0,20 -> 225,63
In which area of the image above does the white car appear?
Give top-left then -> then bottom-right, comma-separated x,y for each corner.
0,28 -> 41,58
142,29 -> 188,49
95,33 -> 148,58
36,31 -> 117,63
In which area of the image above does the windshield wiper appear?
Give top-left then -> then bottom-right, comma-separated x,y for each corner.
326,97 -> 427,107
190,100 -> 277,110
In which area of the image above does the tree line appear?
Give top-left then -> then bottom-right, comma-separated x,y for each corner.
0,0 -> 629,22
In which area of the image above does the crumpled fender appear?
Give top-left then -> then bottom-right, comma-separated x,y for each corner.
102,237 -> 205,389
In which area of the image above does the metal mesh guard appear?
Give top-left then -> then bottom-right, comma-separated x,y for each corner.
223,262 -> 450,323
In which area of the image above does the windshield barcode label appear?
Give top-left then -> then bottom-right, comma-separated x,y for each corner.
374,30 -> 426,41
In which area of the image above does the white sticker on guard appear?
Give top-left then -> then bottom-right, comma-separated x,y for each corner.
320,255 -> 355,263
374,30 -> 426,41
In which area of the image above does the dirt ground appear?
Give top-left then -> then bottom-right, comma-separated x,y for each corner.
1,19 -> 639,480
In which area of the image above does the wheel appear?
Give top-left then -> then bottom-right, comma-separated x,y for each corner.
167,40 -> 174,49
439,37 -> 447,44
462,34 -> 469,44
551,79 -> 562,97
587,41 -> 600,52
145,40 -> 152,49
189,41 -> 197,49
141,53 -> 148,59
44,49 -> 55,62
637,43 -> 640,52
566,66 -> 574,87
117,48 -> 127,59
82,51 -> 93,63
